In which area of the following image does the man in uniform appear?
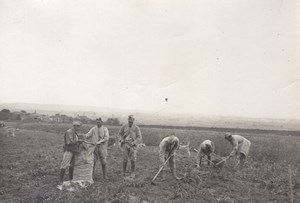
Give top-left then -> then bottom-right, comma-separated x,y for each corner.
118,115 -> 142,179
58,121 -> 82,185
196,139 -> 215,167
159,135 -> 181,180
224,133 -> 251,168
85,118 -> 109,180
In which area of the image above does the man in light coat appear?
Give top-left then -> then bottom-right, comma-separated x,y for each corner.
118,115 -> 142,179
159,135 -> 181,180
224,133 -> 251,168
85,118 -> 109,180
196,139 -> 215,167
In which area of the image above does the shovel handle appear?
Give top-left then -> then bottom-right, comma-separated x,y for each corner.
193,148 -> 215,165
215,157 -> 229,166
151,155 -> 173,182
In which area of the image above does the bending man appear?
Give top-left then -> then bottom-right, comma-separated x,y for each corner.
159,135 -> 181,180
224,133 -> 251,168
197,139 -> 215,167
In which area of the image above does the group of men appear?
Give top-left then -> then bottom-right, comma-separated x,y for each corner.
158,133 -> 251,180
58,115 -> 252,185
59,115 -> 142,185
196,133 -> 251,168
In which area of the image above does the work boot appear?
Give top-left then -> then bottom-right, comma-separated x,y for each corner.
129,172 -> 136,179
69,167 -> 74,180
170,168 -> 181,180
239,155 -> 246,170
59,168 -> 65,184
123,161 -> 127,176
93,160 -> 97,179
130,160 -> 136,179
131,160 -> 135,174
102,164 -> 108,180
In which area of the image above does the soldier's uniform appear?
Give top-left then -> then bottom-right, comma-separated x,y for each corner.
86,125 -> 109,179
159,135 -> 181,180
118,116 -> 142,178
59,121 -> 81,184
225,133 -> 251,168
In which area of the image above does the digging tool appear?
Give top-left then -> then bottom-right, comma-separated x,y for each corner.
215,156 -> 229,166
193,148 -> 215,165
151,154 -> 173,184
151,143 -> 178,184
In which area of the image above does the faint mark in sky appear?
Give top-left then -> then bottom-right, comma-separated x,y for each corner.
278,79 -> 300,91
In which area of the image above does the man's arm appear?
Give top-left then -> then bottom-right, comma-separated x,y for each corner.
85,127 -> 94,139
65,130 -> 77,145
97,127 -> 109,144
117,125 -> 125,144
103,127 -> 109,142
196,148 -> 202,167
169,140 -> 179,155
159,142 -> 166,164
228,139 -> 239,157
134,126 -> 142,145
211,141 -> 215,153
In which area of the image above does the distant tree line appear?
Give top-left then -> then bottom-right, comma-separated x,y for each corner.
0,109 -> 15,120
0,109 -> 121,126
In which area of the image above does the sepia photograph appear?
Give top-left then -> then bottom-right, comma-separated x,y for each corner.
0,0 -> 299,202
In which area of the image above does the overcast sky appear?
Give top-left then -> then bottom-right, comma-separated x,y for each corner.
0,0 -> 299,119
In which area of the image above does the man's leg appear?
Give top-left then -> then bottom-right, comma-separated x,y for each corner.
60,168 -> 66,184
69,154 -> 75,180
129,148 -> 137,178
93,155 -> 97,179
169,156 -> 180,180
102,162 -> 107,179
239,153 -> 246,169
123,161 -> 128,176
59,151 -> 73,184
99,146 -> 108,179
207,154 -> 211,166
122,145 -> 129,176
93,148 -> 99,179
161,156 -> 168,181
196,150 -> 202,168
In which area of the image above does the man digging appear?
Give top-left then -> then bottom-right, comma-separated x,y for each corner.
196,139 -> 215,167
158,135 -> 182,180
224,133 -> 251,169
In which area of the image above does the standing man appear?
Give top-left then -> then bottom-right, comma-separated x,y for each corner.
196,140 -> 215,167
118,115 -> 142,179
224,133 -> 251,168
85,118 -> 109,180
159,135 -> 181,180
59,121 -> 82,185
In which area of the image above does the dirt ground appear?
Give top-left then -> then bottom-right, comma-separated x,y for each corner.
0,127 -> 299,203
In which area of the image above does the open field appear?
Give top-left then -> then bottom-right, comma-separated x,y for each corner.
1,122 -> 300,202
